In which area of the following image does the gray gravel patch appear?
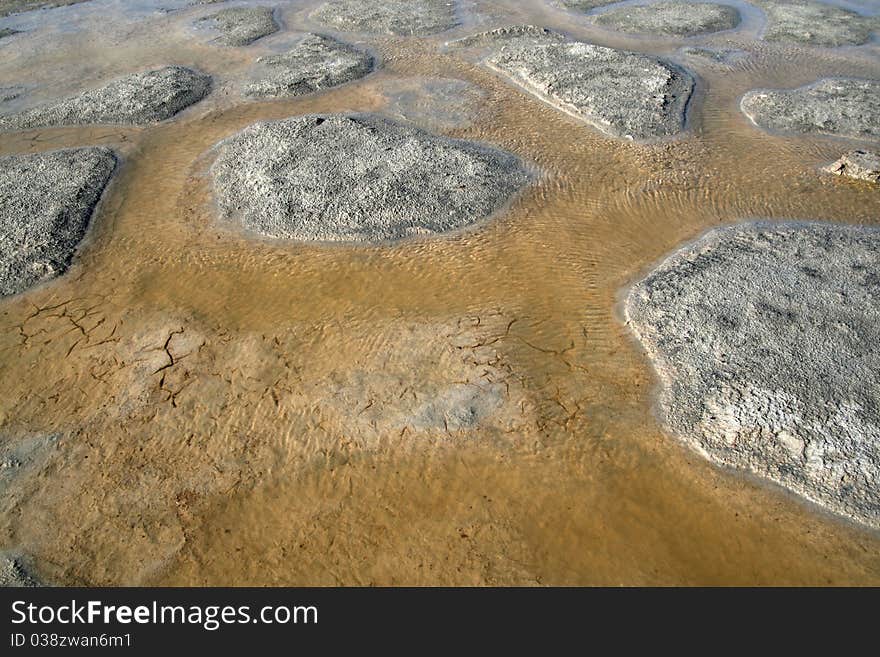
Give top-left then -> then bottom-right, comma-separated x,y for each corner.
625,221 -> 880,529
823,150 -> 880,182
593,1 -> 741,37
755,0 -> 878,47
0,66 -> 212,130
0,147 -> 116,297
244,33 -> 373,98
210,113 -> 530,243
741,78 -> 880,141
0,0 -> 89,18
559,0 -> 616,11
0,552 -> 41,587
197,6 -> 279,47
310,0 -> 459,36
475,26 -> 694,140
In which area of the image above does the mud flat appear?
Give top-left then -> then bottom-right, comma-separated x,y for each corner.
0,66 -> 211,130
625,221 -> 880,529
197,6 -> 279,47
376,76 -> 486,130
0,148 -> 116,297
741,78 -> 880,141
210,113 -> 530,242
755,0 -> 878,47
592,1 -> 741,37
244,33 -> 373,98
461,26 -> 694,140
310,0 -> 459,36
824,151 -> 880,183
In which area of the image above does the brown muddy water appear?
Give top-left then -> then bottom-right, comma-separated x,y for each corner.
1,0 -> 879,585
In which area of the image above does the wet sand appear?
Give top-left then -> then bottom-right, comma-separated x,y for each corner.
0,0 -> 879,585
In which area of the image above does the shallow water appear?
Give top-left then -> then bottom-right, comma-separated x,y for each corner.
0,0 -> 879,585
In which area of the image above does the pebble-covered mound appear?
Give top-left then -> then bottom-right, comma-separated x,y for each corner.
823,151 -> 880,183
244,33 -> 373,98
0,66 -> 211,130
0,147 -> 116,297
593,1 -> 741,37
310,0 -> 459,36
476,26 -> 694,140
210,113 -> 530,242
741,78 -> 880,141
755,0 -> 878,47
0,0 -> 89,18
625,221 -> 880,529
197,6 -> 279,47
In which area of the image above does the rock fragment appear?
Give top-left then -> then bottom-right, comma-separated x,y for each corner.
823,150 -> 880,183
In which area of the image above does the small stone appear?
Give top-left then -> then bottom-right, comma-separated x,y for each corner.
823,151 -> 880,183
